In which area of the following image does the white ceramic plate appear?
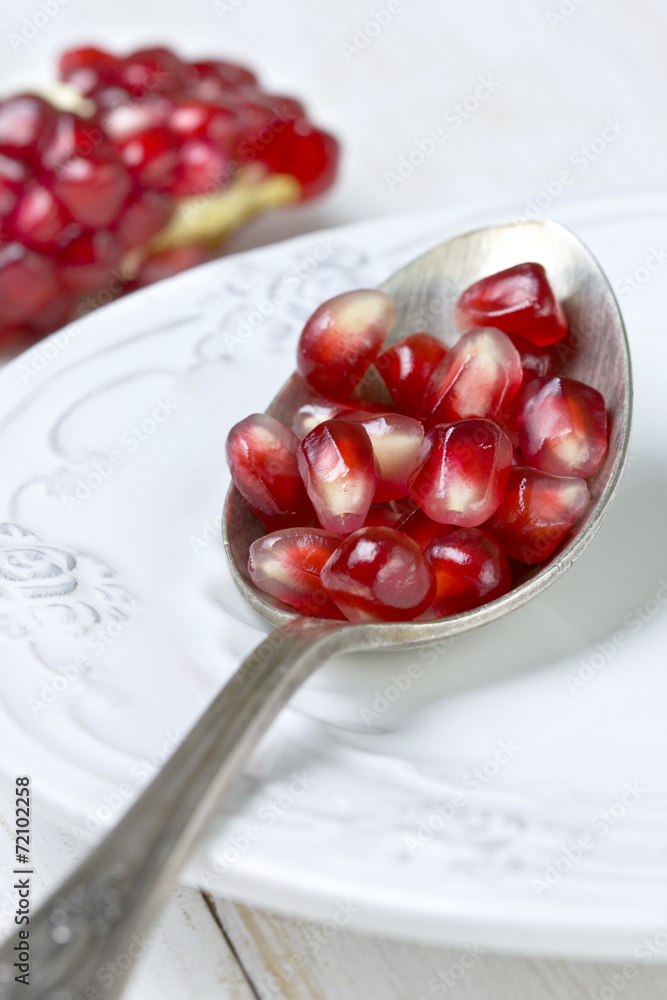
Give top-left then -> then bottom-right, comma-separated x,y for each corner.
1,194 -> 666,961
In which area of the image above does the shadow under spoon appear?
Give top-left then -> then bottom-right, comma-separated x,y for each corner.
0,219 -> 631,1000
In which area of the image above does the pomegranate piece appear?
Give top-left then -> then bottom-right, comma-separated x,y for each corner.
0,244 -> 61,325
343,410 -> 424,502
321,526 -> 436,622
52,155 -> 133,230
168,98 -> 242,146
423,327 -> 522,425
394,507 -> 454,548
297,418 -> 379,535
296,290 -> 395,399
253,119 -> 340,199
408,419 -> 513,527
171,139 -> 230,198
187,60 -> 258,97
248,527 -> 344,619
130,245 -> 213,289
456,262 -> 568,347
376,332 -> 447,417
485,466 -> 590,563
422,527 -> 511,619
226,414 -> 314,532
516,376 -> 608,478
102,95 -> 172,141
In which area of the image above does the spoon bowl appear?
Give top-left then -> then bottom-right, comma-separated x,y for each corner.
225,218 -> 632,645
1,220 -> 630,1000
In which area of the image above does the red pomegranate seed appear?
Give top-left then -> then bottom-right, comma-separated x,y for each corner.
0,155 -> 27,222
484,466 -> 590,563
297,418 -> 379,535
291,396 -> 392,439
171,139 -> 230,198
254,119 -> 339,199
423,327 -> 522,425
0,244 -> 61,325
422,527 -> 511,619
321,526 -> 436,622
59,230 -> 122,291
517,376 -> 608,478
28,288 -> 78,334
114,126 -> 179,189
363,502 -> 405,528
226,414 -> 314,531
102,96 -> 172,141
168,98 -> 242,146
0,95 -> 56,164
5,183 -> 70,246
120,48 -> 187,95
456,262 -> 568,347
130,245 -> 213,289
511,333 -> 553,385
52,155 -> 132,229
297,290 -> 395,399
394,507 -> 454,548
114,189 -> 173,250
248,527 -> 344,618
408,419 -> 513,527
187,60 -> 258,97
59,47 -> 122,97
376,332 -> 447,416
343,410 -> 424,502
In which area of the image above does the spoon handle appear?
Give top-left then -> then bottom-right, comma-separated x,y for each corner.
0,617 -> 347,1000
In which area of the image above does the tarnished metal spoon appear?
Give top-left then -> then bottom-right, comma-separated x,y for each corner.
0,220 -> 631,1000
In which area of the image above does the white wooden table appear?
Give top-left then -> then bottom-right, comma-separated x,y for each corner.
1,0 -> 666,995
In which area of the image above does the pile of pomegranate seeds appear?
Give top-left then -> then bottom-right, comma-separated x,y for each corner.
227,262 -> 609,622
0,45 -> 339,348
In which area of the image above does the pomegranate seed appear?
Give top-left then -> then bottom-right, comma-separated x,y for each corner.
28,288 -> 77,334
377,332 -> 447,416
120,48 -> 187,95
297,418 -> 379,535
0,244 -> 61,325
130,245 -> 213,289
291,396 -> 392,439
171,139 -> 230,198
254,119 -> 340,199
168,98 -> 242,146
102,96 -> 172,141
187,60 -> 258,97
59,230 -> 122,291
59,47 -> 122,97
517,376 -> 608,478
343,410 -> 424,502
114,189 -> 173,250
321,526 -> 436,622
248,527 -> 344,618
5,183 -> 70,246
485,466 -> 590,563
0,95 -> 56,164
0,155 -> 27,223
297,290 -> 395,399
423,327 -> 522,425
394,507 -> 454,548
408,419 -> 513,527
422,527 -> 511,619
114,126 -> 179,189
510,333 -> 553,385
456,262 -> 568,347
363,502 -> 405,528
52,155 -> 133,229
226,414 -> 314,531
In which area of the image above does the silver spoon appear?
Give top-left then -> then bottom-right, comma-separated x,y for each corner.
0,220 -> 631,1000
